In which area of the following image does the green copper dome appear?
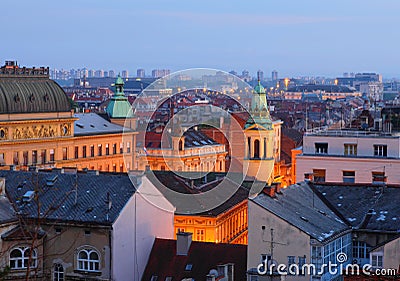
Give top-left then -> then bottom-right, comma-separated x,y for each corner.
106,75 -> 133,118
254,80 -> 266,94
244,80 -> 272,130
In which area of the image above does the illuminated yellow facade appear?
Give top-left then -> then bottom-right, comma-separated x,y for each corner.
174,199 -> 248,245
0,63 -> 136,172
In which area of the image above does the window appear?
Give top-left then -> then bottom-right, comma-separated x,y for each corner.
195,229 -> 205,241
82,146 -> 87,158
263,138 -> 267,158
120,143 -> 123,154
41,150 -> 46,164
179,140 -> 183,151
374,145 -> 387,157
372,171 -> 386,184
77,248 -> 100,272
105,144 -> 109,155
112,143 -> 117,154
23,151 -> 28,165
90,145 -> 94,157
151,276 -> 158,281
344,144 -> 357,156
313,169 -> 326,183
32,150 -> 37,164
165,277 -> 172,281
62,147 -> 68,160
53,263 -> 64,281
9,246 -> 37,269
315,143 -> 328,154
98,144 -> 102,156
288,256 -> 296,266
50,149 -> 55,162
298,256 -> 306,275
343,171 -> 355,183
371,254 -> 383,268
74,146 -> 79,159
253,139 -> 260,159
13,151 -> 19,165
127,142 -> 131,153
353,241 -> 368,259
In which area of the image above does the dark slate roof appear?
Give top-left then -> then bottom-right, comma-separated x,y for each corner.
287,84 -> 355,93
0,195 -> 17,224
312,183 -> 400,232
74,113 -> 132,136
0,170 -> 136,225
0,77 -> 71,114
148,171 -> 249,216
251,182 -> 350,242
183,129 -> 219,147
142,238 -> 247,281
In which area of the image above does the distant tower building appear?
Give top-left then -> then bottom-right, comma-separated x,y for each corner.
229,70 -> 237,76
137,68 -> 145,78
104,71 -> 109,77
109,70 -> 115,78
88,69 -> 95,78
94,69 -> 104,78
152,69 -> 171,78
272,70 -> 278,81
121,70 -> 129,78
343,72 -> 349,78
257,70 -> 264,81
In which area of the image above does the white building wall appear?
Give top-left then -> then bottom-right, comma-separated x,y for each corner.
112,176 -> 175,281
247,200 -> 310,281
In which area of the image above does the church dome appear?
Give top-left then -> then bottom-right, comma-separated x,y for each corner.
0,77 -> 71,114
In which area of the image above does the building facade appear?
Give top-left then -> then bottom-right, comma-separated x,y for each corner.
296,129 -> 400,184
0,62 -> 137,172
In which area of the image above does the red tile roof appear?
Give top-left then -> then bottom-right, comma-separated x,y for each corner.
142,238 -> 247,281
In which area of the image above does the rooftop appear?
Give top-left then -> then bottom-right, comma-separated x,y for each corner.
312,182 -> 400,232
74,113 -> 132,136
142,238 -> 247,281
305,127 -> 399,138
251,182 -> 350,243
0,169 -> 137,225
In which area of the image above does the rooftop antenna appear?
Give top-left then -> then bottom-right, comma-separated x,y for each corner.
74,172 -> 78,205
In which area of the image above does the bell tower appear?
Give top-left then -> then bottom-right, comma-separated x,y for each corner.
243,79 -> 274,183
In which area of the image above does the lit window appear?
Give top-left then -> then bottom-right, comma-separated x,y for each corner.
313,169 -> 326,183
9,246 -> 37,269
195,229 -> 205,241
344,144 -> 357,156
77,248 -> 100,272
62,147 -> 68,160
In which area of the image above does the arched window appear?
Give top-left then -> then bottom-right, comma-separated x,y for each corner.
10,246 -> 37,269
254,139 -> 260,159
178,140 -> 183,151
53,263 -> 64,281
77,248 -> 100,272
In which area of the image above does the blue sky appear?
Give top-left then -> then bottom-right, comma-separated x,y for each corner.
1,0 -> 399,77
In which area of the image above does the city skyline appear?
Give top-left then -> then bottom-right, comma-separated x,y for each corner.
1,0 -> 400,78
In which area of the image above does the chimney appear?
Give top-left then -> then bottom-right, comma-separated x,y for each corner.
0,178 -> 5,196
304,172 -> 313,182
273,182 -> 282,194
176,232 -> 192,256
262,185 -> 275,198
